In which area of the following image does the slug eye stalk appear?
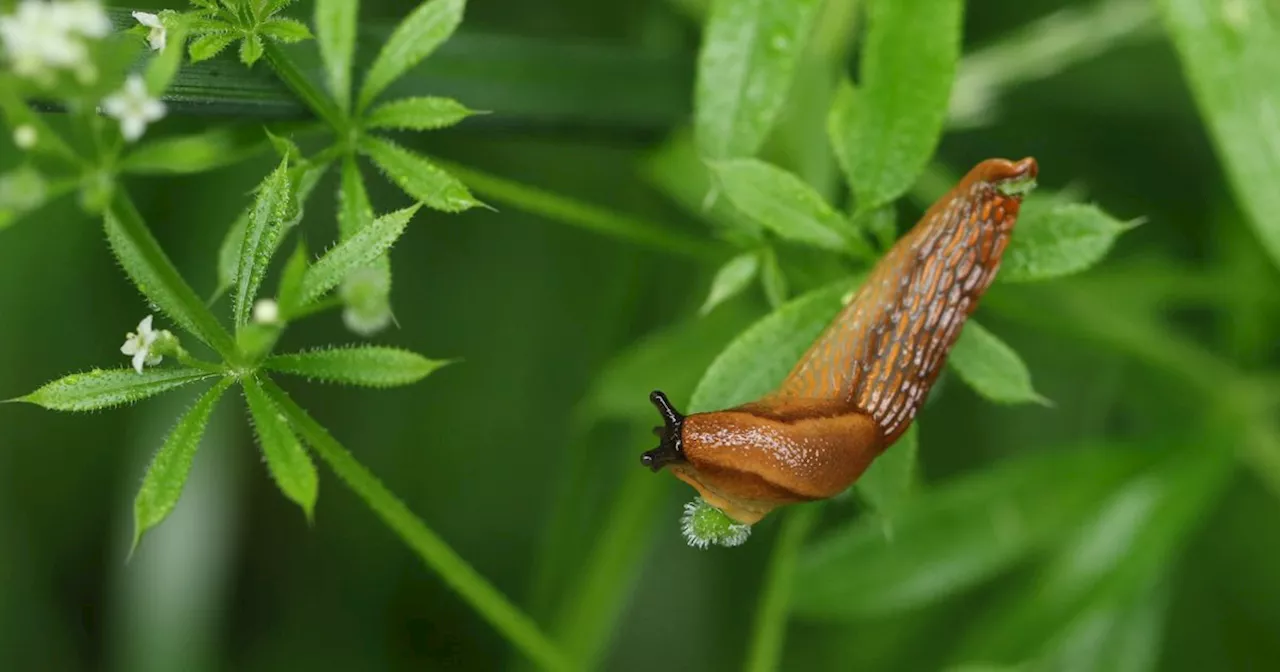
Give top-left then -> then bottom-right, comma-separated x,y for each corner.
642,390 -> 685,472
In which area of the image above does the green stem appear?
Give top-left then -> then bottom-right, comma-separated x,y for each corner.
263,43 -> 346,131
108,192 -> 239,360
259,377 -> 573,672
549,465 -> 666,669
431,158 -> 728,261
743,505 -> 821,672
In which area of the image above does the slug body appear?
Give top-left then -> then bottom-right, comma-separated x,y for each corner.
643,157 -> 1038,524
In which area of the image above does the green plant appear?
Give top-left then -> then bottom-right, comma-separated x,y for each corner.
1,0 -> 565,669
4,0 -> 1280,670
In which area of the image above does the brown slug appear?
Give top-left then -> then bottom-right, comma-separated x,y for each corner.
641,157 -> 1038,525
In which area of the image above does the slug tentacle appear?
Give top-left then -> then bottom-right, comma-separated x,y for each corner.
642,157 -> 1037,525
641,390 -> 686,472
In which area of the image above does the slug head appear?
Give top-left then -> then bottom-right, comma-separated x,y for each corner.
642,393 -> 882,525
641,390 -> 686,472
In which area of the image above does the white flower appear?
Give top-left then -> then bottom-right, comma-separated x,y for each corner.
13,124 -> 37,149
57,0 -> 110,38
101,74 -> 165,142
120,315 -> 164,374
131,11 -> 165,52
252,298 -> 279,324
0,0 -> 109,80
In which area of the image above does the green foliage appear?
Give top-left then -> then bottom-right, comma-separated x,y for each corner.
953,444 -> 1231,668
691,279 -> 852,412
855,423 -> 919,515
833,0 -> 963,211
131,378 -> 234,551
2,0 -> 1278,669
1157,0 -> 1280,271
105,199 -> 237,357
710,158 -> 869,256
314,0 -> 357,109
12,368 -> 216,412
297,203 -> 419,304
694,0 -> 822,160
948,321 -> 1049,406
1002,201 -> 1137,283
699,250 -> 760,315
186,0 -> 313,66
793,445 -> 1151,619
358,136 -> 481,212
266,346 -> 451,388
365,96 -> 479,131
233,157 -> 292,327
242,375 -> 319,520
357,0 -> 466,110
119,126 -> 270,175
681,497 -> 752,548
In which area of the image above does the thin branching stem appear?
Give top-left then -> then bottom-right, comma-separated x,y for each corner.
259,377 -> 574,672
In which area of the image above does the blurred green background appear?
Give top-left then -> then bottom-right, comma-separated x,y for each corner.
3,0 -> 1280,670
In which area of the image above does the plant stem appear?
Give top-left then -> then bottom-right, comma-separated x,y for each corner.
431,157 -> 728,261
264,43 -> 346,131
260,377 -> 573,672
549,466 -> 666,669
743,505 -> 821,672
108,192 -> 239,360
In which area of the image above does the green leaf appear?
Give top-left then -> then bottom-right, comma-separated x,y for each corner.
700,251 -> 760,315
131,378 -> 233,551
694,0 -> 823,160
213,209 -> 249,303
791,444 -> 1153,620
642,127 -> 762,242
365,96 -> 477,131
314,0 -> 357,109
265,128 -> 303,163
144,18 -> 190,95
759,245 -> 788,309
240,31 -> 264,66
120,126 -> 269,174
855,423 -> 919,515
266,346 -> 452,387
298,204 -> 420,304
953,444 -> 1230,666
233,157 -> 292,326
104,196 -> 237,356
242,376 -> 318,520
948,321 -> 1049,406
831,0 -> 963,211
12,368 -> 216,412
188,31 -> 238,62
358,135 -> 481,212
357,0 -> 466,110
711,158 -> 865,255
336,157 -> 392,322
259,17 -> 312,43
1001,200 -> 1136,283
338,155 -> 375,238
1157,0 -> 1280,271
276,239 -> 310,315
691,278 -> 854,412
